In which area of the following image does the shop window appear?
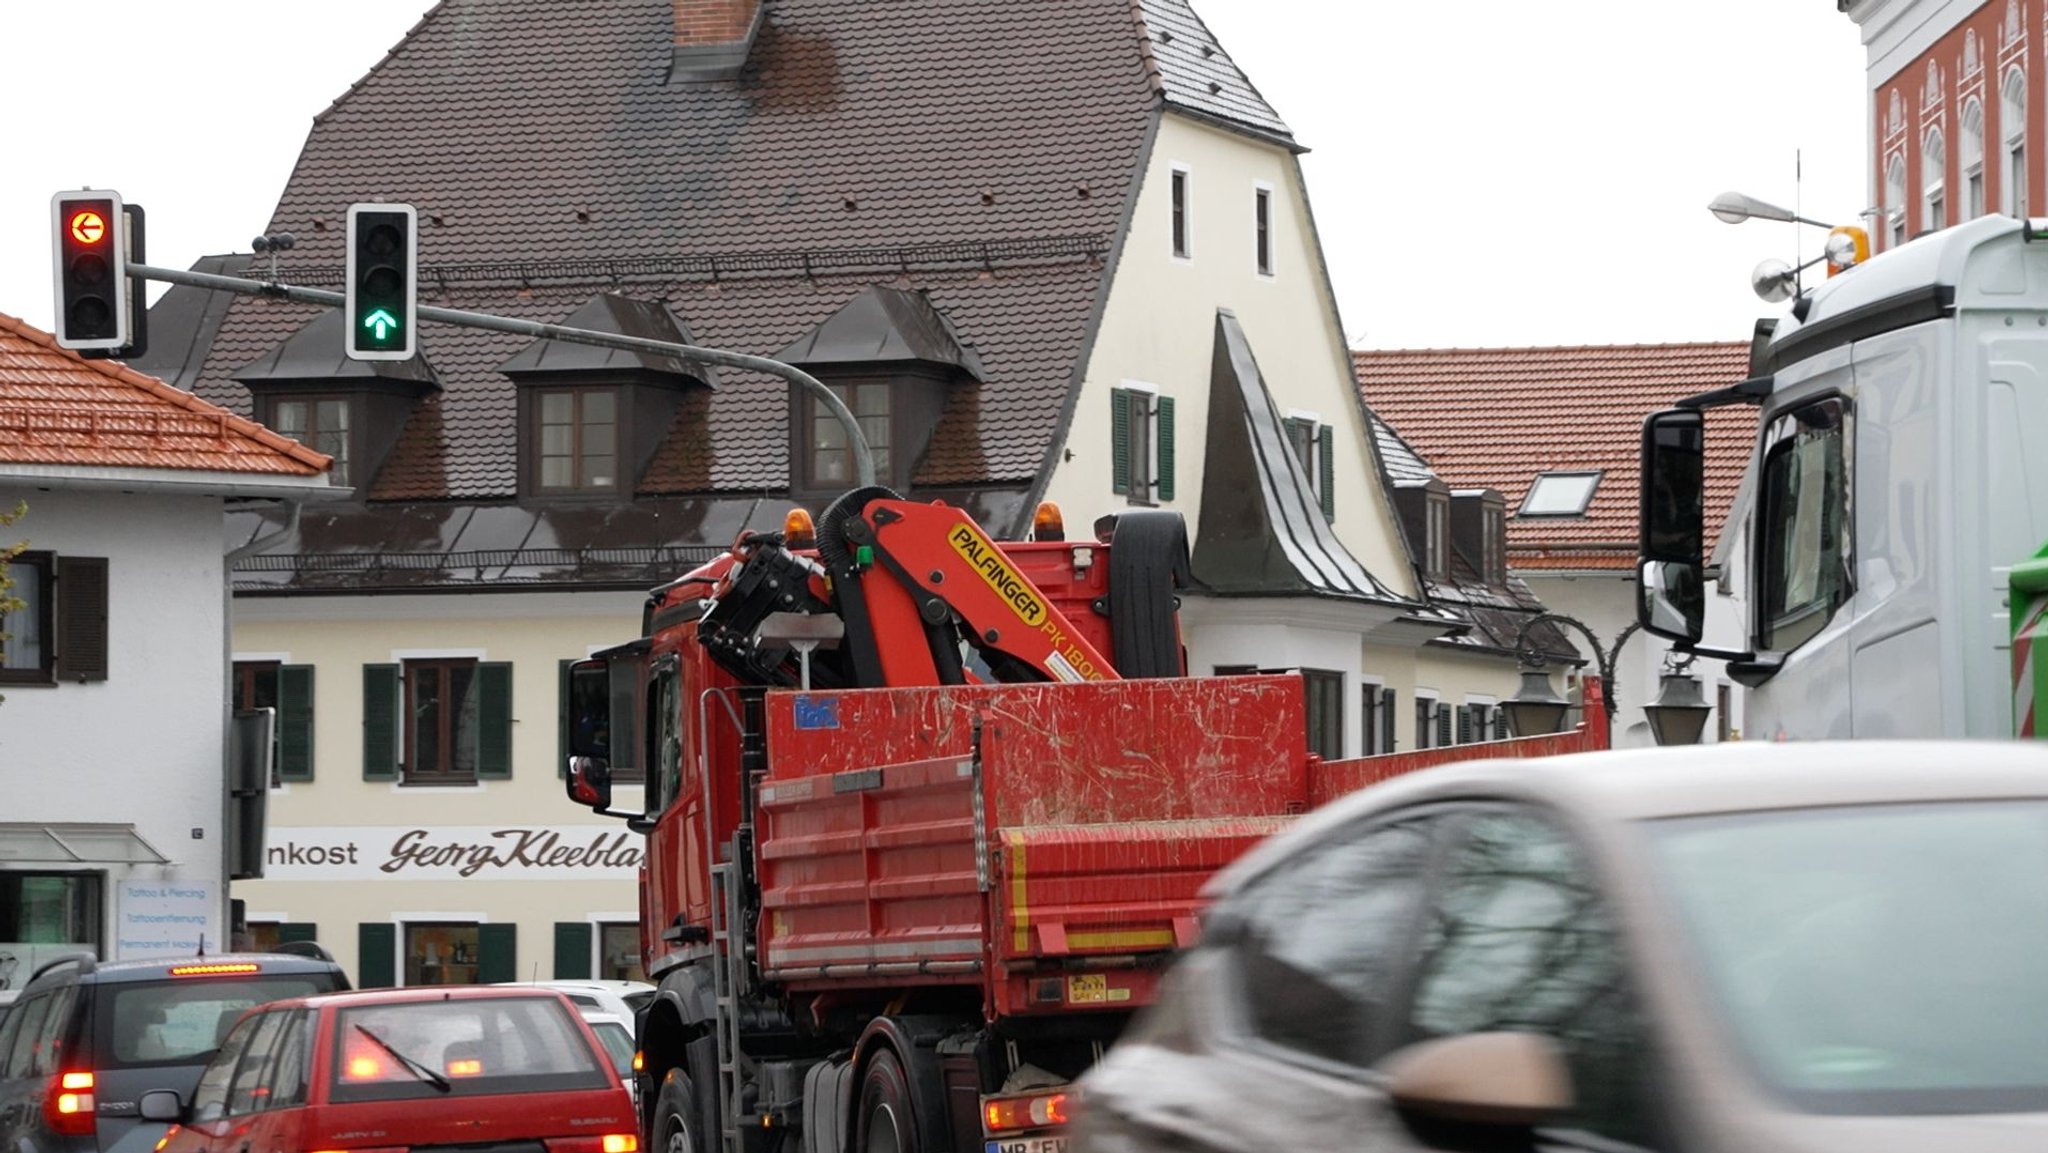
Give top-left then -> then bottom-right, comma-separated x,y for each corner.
0,873 -> 101,969
601,923 -> 645,982
405,923 -> 481,986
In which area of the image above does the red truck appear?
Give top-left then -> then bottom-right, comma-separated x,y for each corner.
562,486 -> 1602,1153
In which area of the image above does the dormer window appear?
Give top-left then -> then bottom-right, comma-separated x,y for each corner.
805,381 -> 893,488
1520,470 -> 1601,517
1425,494 -> 1448,580
1482,503 -> 1505,586
273,396 -> 352,487
536,387 -> 619,492
1282,414 -> 1334,521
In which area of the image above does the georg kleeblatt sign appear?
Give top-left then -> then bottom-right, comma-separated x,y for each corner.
264,826 -> 643,881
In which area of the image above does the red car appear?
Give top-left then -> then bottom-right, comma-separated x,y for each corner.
140,986 -> 635,1153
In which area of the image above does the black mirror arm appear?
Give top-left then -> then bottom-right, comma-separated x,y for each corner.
1675,374 -> 1773,410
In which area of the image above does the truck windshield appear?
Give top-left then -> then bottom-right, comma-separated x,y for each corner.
1650,800 -> 2048,1114
1756,396 -> 1850,651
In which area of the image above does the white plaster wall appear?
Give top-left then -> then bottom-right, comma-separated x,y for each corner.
1043,113 -> 1416,600
0,488 -> 232,951
230,591 -> 647,981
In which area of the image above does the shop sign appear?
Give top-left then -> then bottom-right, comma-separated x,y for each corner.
115,879 -> 221,960
262,826 -> 643,881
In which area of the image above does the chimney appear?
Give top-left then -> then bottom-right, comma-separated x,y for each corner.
672,0 -> 766,81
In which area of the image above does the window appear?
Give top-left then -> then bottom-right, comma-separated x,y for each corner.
1301,669 -> 1343,759
1361,683 -> 1393,755
652,660 -> 685,814
1226,818 -> 1440,1066
536,387 -> 618,493
1756,397 -> 1852,652
1924,126 -> 1947,232
0,872 -> 100,953
1110,386 -> 1175,503
234,662 -> 315,783
273,397 -> 352,487
1283,416 -> 1336,521
1170,164 -> 1191,259
1403,809 -> 1659,1147
559,659 -> 642,784
2,553 -> 106,685
188,1014 -> 260,1123
2006,67 -> 2028,217
600,922 -> 645,982
1253,184 -> 1273,276
227,1010 -> 290,1115
1424,496 -> 1448,580
361,659 -> 511,784
1519,470 -> 1600,517
265,1010 -> 312,1110
1462,700 -> 1495,743
330,996 -> 606,1103
406,658 -> 481,784
405,922 -> 482,986
806,381 -> 892,489
1481,505 -> 1506,585
1965,98 -> 1987,218
1886,154 -> 1908,248
1414,694 -> 1438,750
101,975 -> 327,1069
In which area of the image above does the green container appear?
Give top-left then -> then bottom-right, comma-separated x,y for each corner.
2012,542 -> 2048,738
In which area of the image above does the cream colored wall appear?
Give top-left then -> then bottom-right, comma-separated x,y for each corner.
1411,645 -> 1527,746
230,591 -> 647,984
1043,113 -> 1417,600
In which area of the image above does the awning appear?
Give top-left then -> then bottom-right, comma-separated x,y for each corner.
0,823 -> 170,865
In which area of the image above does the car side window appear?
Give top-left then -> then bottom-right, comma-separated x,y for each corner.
28,987 -> 75,1076
265,1011 -> 311,1110
1225,817 -> 1438,1067
228,1011 -> 288,1115
189,1015 -> 262,1123
2,994 -> 51,1078
1401,809 -> 1660,1149
0,1000 -> 24,1075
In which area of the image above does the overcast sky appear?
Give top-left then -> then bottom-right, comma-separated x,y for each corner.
0,1 -> 1868,351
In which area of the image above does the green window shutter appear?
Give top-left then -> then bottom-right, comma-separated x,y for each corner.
1109,387 -> 1131,494
477,923 -> 518,984
1456,705 -> 1473,745
1379,689 -> 1397,753
478,662 -> 515,780
362,664 -> 400,781
553,922 -> 593,979
1436,706 -> 1454,748
279,665 -> 316,782
558,659 -> 574,778
357,923 -> 396,988
278,922 -> 318,944
1155,395 -> 1175,502
1317,425 -> 1336,522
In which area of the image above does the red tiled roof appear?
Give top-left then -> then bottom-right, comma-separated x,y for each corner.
1355,343 -> 1757,571
0,311 -> 330,476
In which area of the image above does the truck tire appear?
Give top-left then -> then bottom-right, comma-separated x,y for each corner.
854,1048 -> 918,1153
652,1070 -> 705,1153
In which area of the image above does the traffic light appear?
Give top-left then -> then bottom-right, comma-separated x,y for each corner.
346,202 -> 417,361
50,190 -> 129,350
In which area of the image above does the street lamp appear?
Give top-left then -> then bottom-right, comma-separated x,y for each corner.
1642,660 -> 1713,747
1503,613 -> 1641,746
1708,190 -> 1870,302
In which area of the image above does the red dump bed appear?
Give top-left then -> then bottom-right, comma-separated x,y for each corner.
753,675 -> 1307,1018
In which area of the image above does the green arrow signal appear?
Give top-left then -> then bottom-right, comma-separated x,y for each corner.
363,308 -> 400,341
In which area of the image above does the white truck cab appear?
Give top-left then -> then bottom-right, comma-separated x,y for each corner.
1639,213 -> 2048,739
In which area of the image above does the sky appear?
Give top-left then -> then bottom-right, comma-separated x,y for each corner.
0,0 -> 1870,351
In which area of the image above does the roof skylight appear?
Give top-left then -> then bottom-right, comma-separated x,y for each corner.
1519,470 -> 1601,517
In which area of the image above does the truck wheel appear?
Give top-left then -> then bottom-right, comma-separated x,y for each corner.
652,1071 -> 705,1153
855,1048 -> 917,1153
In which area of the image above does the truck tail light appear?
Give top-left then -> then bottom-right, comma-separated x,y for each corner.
45,1071 -> 95,1137
983,1089 -> 1069,1133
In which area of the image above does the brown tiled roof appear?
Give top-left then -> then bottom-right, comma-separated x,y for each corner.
0,310 -> 329,476
182,0 -> 1177,510
1354,343 -> 1757,572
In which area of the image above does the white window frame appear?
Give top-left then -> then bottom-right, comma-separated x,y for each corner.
1414,690 -> 1441,750
1169,162 -> 1193,262
2005,66 -> 2028,217
1886,154 -> 1908,248
1964,98 -> 1987,219
1252,180 -> 1275,278
1923,125 -> 1947,232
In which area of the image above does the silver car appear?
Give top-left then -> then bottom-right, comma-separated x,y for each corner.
1076,741 -> 2048,1153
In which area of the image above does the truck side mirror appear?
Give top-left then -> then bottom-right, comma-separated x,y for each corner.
567,659 -> 611,759
1639,408 -> 1707,644
566,755 -> 613,810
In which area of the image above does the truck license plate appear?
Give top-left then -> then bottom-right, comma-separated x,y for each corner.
986,1139 -> 1068,1153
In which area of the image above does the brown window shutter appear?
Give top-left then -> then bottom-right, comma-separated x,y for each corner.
54,556 -> 108,682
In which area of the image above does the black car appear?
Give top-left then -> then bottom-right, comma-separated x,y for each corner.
0,952 -> 349,1153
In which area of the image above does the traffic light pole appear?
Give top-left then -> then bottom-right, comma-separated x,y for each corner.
127,261 -> 879,489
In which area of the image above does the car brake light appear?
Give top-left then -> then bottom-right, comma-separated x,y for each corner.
544,1136 -> 637,1153
983,1090 -> 1069,1134
44,1070 -> 95,1136
169,963 -> 260,976
446,1059 -> 484,1077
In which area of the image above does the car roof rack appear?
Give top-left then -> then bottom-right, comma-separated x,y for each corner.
25,952 -> 97,985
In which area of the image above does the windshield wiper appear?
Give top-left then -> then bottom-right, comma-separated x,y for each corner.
353,1024 -> 452,1092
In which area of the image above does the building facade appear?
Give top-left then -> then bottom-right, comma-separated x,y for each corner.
0,310 -> 334,986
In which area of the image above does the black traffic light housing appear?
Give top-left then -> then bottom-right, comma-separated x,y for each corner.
346,202 -> 417,361
51,190 -> 129,351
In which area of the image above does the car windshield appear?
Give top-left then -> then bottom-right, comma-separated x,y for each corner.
1650,800 -> 2048,1114
590,1020 -> 634,1076
100,976 -> 329,1068
330,996 -> 608,1102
